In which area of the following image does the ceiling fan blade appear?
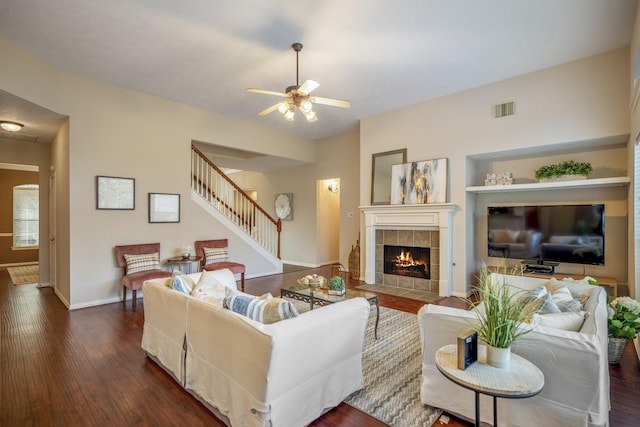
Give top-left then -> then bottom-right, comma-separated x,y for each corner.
246,88 -> 289,98
298,79 -> 320,95
258,103 -> 282,116
311,96 -> 352,109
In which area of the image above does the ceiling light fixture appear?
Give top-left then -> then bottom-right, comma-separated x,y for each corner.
0,121 -> 24,132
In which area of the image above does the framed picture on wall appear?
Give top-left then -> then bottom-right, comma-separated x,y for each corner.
274,193 -> 293,221
96,175 -> 135,210
149,193 -> 180,223
390,158 -> 448,204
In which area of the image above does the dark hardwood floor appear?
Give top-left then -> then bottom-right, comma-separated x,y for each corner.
1,265 -> 638,426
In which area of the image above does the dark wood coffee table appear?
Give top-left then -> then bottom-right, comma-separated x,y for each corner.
281,284 -> 380,339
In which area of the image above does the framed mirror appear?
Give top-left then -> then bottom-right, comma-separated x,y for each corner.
371,148 -> 407,205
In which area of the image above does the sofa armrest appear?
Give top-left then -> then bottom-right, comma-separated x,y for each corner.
263,298 -> 370,399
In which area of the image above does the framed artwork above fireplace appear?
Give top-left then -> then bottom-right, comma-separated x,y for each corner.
390,158 -> 447,205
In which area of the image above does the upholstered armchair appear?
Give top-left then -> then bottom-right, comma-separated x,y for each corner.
194,239 -> 245,291
114,242 -> 172,311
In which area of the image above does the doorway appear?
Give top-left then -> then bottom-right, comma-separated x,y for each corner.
316,178 -> 340,266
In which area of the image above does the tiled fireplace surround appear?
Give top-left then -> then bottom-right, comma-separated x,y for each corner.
376,229 -> 439,293
361,204 -> 455,297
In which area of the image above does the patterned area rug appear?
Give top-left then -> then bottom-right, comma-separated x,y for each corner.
7,264 -> 39,285
291,299 -> 442,427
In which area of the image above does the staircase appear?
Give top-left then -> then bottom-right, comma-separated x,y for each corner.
191,144 -> 281,258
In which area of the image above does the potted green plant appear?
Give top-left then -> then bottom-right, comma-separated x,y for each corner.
327,275 -> 346,296
471,266 -> 541,368
534,160 -> 592,182
607,296 -> 640,364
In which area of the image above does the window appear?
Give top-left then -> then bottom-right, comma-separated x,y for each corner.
13,184 -> 39,248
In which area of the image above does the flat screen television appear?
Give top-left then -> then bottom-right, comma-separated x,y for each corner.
487,204 -> 605,265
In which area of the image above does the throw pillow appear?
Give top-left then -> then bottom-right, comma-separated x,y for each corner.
535,311 -> 587,332
204,247 -> 229,265
124,252 -> 160,274
170,271 -> 196,295
223,294 -> 299,324
557,298 -> 583,313
191,270 -> 229,304
544,279 -> 574,304
519,287 -> 560,315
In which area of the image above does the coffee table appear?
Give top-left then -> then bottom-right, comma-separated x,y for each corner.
281,284 -> 380,339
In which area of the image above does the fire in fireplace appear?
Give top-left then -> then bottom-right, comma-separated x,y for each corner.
383,245 -> 430,279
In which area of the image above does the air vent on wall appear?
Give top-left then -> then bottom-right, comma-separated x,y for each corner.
493,101 -> 516,119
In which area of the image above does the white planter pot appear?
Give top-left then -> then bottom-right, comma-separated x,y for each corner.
538,174 -> 587,183
487,345 -> 511,369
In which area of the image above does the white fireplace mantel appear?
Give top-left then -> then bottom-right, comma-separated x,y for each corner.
360,204 -> 457,297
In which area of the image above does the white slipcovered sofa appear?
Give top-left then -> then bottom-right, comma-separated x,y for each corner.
418,273 -> 609,427
141,269 -> 370,427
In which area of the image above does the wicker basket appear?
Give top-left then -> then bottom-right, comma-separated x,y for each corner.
607,337 -> 630,364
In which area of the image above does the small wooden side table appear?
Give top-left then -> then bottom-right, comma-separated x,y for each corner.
165,256 -> 203,274
435,344 -> 544,427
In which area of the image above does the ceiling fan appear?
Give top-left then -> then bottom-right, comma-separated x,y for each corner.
246,43 -> 351,123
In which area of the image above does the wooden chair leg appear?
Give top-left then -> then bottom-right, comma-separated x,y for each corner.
122,286 -> 127,306
241,272 -> 245,292
131,289 -> 137,312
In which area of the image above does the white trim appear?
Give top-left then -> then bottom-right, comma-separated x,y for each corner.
466,176 -> 630,193
0,162 -> 39,172
11,245 -> 39,251
0,261 -> 38,268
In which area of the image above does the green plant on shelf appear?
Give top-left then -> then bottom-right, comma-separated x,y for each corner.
534,160 -> 592,180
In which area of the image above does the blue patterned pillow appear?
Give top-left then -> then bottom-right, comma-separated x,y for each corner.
170,271 -> 196,295
223,294 -> 299,324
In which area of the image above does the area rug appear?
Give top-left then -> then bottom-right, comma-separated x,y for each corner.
7,264 -> 39,285
290,300 -> 442,427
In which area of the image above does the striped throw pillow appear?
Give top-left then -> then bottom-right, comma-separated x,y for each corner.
124,252 -> 160,274
223,295 -> 299,324
204,247 -> 229,265
170,271 -> 196,295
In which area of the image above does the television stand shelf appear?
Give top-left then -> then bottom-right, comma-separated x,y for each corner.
466,176 -> 630,193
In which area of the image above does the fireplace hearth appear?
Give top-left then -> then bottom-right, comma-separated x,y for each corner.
384,245 -> 430,279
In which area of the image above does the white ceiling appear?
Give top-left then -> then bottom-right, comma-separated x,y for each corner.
0,0 -> 637,147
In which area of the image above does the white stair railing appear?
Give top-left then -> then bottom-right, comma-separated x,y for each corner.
191,145 -> 281,258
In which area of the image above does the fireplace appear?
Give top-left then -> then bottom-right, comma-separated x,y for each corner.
361,204 -> 456,297
384,245 -> 430,279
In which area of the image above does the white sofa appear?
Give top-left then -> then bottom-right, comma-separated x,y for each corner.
141,269 -> 370,427
418,273 -> 610,427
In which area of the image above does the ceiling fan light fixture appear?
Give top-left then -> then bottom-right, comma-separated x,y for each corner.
0,120 -> 24,132
284,108 -> 295,121
304,110 -> 317,122
278,102 -> 289,114
300,99 -> 313,113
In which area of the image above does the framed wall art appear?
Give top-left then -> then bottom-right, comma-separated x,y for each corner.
371,148 -> 406,205
274,193 -> 293,221
149,193 -> 180,223
390,158 -> 448,205
96,175 -> 135,210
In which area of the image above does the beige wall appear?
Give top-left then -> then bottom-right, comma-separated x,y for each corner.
0,36 -> 320,308
360,48 -> 631,295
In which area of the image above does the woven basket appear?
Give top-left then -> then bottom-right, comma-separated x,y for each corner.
607,337 -> 630,364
